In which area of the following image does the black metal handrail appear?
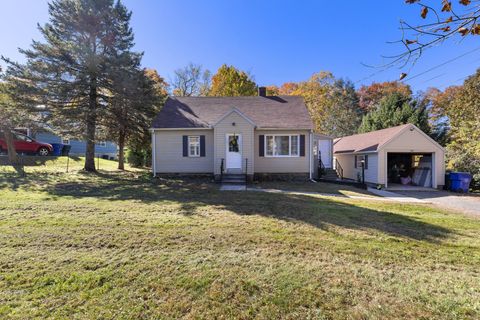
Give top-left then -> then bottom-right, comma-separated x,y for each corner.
335,158 -> 343,180
220,158 -> 224,181
245,158 -> 248,183
318,158 -> 326,178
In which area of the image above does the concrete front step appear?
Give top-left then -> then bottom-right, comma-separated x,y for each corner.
322,175 -> 339,179
221,173 -> 247,185
222,178 -> 246,182
221,181 -> 247,185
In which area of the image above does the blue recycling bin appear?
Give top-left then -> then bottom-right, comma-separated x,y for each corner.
444,172 -> 451,191
51,143 -> 64,156
449,172 -> 472,193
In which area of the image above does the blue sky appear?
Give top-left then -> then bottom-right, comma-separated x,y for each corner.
1,0 -> 479,92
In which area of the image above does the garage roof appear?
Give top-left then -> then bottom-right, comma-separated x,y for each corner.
333,124 -> 412,154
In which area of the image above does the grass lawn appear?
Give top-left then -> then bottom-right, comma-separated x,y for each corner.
1,157 -> 480,319
253,180 -> 375,197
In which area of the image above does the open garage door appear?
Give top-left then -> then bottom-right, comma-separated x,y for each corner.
387,153 -> 433,189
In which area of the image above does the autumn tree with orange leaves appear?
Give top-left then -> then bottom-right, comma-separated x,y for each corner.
357,82 -> 412,111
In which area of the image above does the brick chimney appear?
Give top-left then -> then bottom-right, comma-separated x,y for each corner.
258,86 -> 267,97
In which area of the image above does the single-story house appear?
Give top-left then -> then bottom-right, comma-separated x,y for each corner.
15,128 -> 117,159
150,88 -> 333,181
333,124 -> 445,189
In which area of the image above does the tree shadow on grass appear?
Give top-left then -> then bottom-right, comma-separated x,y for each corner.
2,172 -> 452,242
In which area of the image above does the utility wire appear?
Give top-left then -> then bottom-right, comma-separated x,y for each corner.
355,46 -> 480,86
422,73 -> 446,84
403,46 -> 480,82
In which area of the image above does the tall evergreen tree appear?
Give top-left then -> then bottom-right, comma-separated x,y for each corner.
106,61 -> 164,170
358,93 -> 430,134
124,69 -> 168,168
3,0 -> 134,171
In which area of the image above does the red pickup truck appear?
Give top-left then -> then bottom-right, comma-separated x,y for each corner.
0,131 -> 53,156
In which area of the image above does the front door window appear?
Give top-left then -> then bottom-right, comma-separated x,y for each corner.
229,135 -> 239,152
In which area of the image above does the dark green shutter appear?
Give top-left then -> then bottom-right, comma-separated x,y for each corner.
300,135 -> 305,157
182,136 -> 188,157
200,135 -> 206,157
354,155 -> 357,168
259,135 -> 264,157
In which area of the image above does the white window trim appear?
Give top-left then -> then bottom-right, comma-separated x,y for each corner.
188,136 -> 200,157
61,137 -> 70,145
264,134 -> 300,158
97,141 -> 107,147
356,154 -> 367,169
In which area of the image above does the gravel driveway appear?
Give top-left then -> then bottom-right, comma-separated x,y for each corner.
394,190 -> 480,216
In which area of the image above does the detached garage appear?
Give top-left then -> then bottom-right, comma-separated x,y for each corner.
333,124 -> 445,189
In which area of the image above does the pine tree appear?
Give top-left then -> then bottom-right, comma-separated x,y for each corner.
106,62 -> 164,170
3,0 -> 133,171
125,69 -> 168,168
358,93 -> 430,134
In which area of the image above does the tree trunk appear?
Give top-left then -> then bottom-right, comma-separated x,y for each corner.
118,129 -> 125,170
84,77 -> 97,172
0,125 -> 19,165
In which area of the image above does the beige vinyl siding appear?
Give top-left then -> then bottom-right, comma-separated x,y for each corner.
334,154 -> 353,180
379,127 -> 445,187
364,154 -> 378,183
254,130 -> 310,173
335,126 -> 445,188
335,153 -> 379,184
213,112 -> 254,175
154,129 -> 214,173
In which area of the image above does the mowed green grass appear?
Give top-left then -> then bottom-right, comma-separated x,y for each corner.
1,158 -> 480,319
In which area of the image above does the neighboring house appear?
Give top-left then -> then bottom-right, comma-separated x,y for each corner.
34,131 -> 117,159
151,88 -> 333,181
15,128 -> 117,159
333,124 -> 445,189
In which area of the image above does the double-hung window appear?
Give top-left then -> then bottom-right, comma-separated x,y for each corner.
188,136 -> 200,157
265,135 -> 299,157
61,137 -> 70,145
355,155 -> 368,169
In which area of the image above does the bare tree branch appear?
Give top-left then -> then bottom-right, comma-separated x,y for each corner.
373,1 -> 480,74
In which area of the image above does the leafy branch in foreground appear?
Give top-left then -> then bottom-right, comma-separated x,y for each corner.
387,0 -> 480,74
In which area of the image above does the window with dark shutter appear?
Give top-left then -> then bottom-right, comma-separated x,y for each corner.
259,135 -> 264,157
182,136 -> 188,157
300,135 -> 305,157
200,135 -> 206,157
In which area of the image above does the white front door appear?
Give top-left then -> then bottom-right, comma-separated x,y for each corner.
319,139 -> 332,168
226,134 -> 242,170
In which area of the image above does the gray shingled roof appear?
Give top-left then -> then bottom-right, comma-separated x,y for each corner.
152,96 -> 314,129
333,124 -> 411,154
